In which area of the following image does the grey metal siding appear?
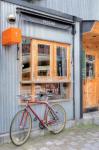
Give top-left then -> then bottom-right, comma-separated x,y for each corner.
0,1 -> 20,134
34,0 -> 99,20
33,0 -> 91,20
0,1 -> 74,135
91,0 -> 99,20
21,20 -> 72,44
0,46 -> 19,133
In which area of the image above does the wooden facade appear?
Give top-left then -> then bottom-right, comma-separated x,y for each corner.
83,21 -> 99,111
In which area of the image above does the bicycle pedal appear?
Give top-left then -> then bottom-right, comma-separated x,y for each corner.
33,117 -> 37,121
39,122 -> 45,129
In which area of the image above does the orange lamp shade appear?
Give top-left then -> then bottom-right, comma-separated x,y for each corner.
2,27 -> 22,46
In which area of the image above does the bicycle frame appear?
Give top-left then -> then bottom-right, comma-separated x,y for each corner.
22,100 -> 58,128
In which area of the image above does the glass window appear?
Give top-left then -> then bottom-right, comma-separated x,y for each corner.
56,47 -> 67,76
38,44 -> 50,76
35,83 -> 70,100
20,39 -> 71,101
86,55 -> 95,78
22,37 -> 31,81
21,84 -> 32,95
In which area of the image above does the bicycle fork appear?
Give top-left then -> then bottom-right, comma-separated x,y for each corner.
19,109 -> 28,128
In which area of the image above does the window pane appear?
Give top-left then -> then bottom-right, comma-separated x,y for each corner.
21,84 -> 32,95
22,37 -> 31,80
35,83 -> 71,100
38,44 -> 50,76
57,47 -> 67,76
86,55 -> 95,78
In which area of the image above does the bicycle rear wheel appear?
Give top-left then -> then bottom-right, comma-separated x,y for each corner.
46,104 -> 66,134
10,109 -> 32,146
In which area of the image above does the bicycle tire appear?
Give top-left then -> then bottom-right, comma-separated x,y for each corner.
46,104 -> 66,134
10,109 -> 32,146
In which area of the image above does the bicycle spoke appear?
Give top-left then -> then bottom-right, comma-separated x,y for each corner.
46,104 -> 66,133
10,110 -> 32,146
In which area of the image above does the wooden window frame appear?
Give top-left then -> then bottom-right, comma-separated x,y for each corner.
20,38 -> 71,99
54,42 -> 71,81
31,39 -> 54,82
30,39 -> 71,83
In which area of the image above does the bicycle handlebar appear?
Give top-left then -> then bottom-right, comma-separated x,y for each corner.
17,92 -> 53,102
17,95 -> 32,101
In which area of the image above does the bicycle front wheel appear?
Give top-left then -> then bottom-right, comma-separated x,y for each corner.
46,104 -> 66,134
10,109 -> 32,146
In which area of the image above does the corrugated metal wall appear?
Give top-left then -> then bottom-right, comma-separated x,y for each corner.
21,20 -> 72,43
33,0 -> 91,20
0,1 -> 20,134
33,0 -> 99,20
0,1 -> 74,135
91,0 -> 99,20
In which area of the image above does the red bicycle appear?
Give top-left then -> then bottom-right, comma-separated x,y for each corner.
10,94 -> 66,146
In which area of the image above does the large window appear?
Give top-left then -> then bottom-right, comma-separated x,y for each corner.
35,83 -> 71,100
20,38 -> 71,100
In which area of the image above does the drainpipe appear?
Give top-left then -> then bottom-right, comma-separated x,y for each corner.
72,22 -> 76,120
72,18 -> 83,120
80,21 -> 83,118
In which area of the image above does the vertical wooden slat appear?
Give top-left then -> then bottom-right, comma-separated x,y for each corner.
30,41 -> 32,81
50,44 -> 54,78
67,45 -> 71,80
31,39 -> 38,80
54,44 -> 57,77
32,84 -> 35,98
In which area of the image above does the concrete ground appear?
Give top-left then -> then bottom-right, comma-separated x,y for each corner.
0,124 -> 99,150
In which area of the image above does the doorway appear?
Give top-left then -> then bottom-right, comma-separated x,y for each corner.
83,21 -> 99,112
83,49 -> 99,111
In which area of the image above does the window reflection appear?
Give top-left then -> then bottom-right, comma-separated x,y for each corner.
86,55 -> 95,78
22,37 -> 31,80
57,47 -> 67,76
35,83 -> 70,100
21,84 -> 32,95
38,44 -> 50,76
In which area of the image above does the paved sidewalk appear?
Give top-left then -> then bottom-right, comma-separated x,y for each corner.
0,125 -> 99,150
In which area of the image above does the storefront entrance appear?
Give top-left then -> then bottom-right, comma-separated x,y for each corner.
83,21 -> 99,111
83,49 -> 99,110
